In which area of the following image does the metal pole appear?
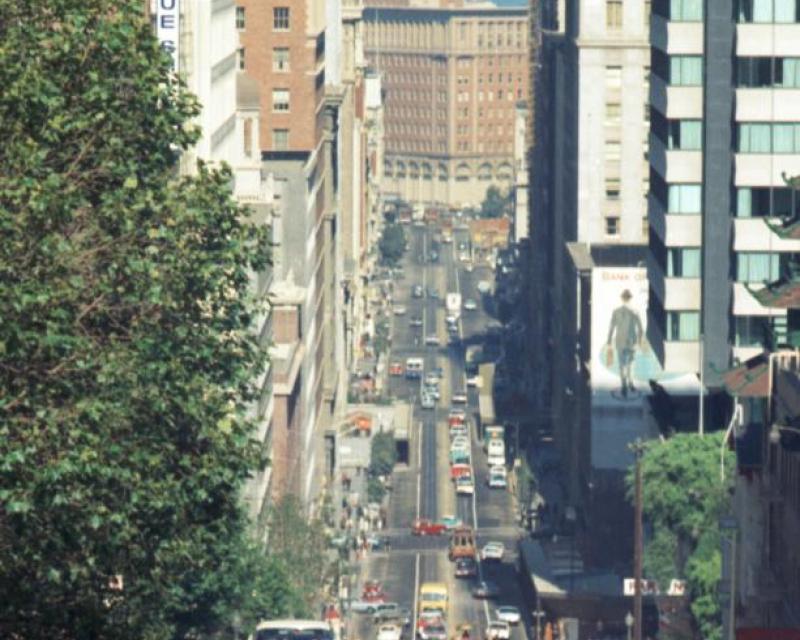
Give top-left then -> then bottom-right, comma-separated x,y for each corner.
698,333 -> 705,436
633,440 -> 644,640
728,531 -> 737,640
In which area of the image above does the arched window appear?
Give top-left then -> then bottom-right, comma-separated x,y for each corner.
478,163 -> 493,181
396,161 -> 406,178
409,162 -> 420,179
438,163 -> 449,182
456,163 -> 471,182
384,160 -> 393,177
496,162 -> 513,181
422,162 -> 433,180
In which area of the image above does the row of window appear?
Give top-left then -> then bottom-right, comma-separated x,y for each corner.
387,162 -> 514,180
654,53 -> 800,89
606,0 -> 652,29
235,6 -> 290,31
738,122 -> 800,153
456,89 -> 523,102
653,0 -> 800,22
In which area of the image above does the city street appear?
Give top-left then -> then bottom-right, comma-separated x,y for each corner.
350,222 -> 529,640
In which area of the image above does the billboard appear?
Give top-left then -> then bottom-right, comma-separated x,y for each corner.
590,267 -> 663,402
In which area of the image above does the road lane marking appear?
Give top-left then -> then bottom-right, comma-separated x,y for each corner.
416,420 -> 423,518
412,552 -> 420,631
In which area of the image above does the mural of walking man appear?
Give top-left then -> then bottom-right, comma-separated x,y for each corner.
605,289 -> 643,398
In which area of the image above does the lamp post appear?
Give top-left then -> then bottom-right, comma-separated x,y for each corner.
625,612 -> 633,640
532,608 -> 546,640
629,439 -> 645,640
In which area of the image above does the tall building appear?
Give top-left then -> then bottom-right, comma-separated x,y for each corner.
647,0 -> 800,384
363,1 -> 529,206
526,0 -> 655,571
150,0 -> 277,528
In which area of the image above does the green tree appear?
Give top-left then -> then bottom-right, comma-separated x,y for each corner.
0,1 -> 280,637
627,433 -> 733,640
369,432 -> 398,478
480,185 -> 510,219
379,224 -> 406,266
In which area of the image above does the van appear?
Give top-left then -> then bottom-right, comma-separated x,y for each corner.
448,526 -> 476,561
405,357 -> 424,379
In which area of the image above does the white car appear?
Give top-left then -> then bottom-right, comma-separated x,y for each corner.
450,436 -> 469,451
377,624 -> 403,640
466,375 -> 482,388
487,621 -> 511,640
421,393 -> 436,410
452,391 -> 468,404
495,606 -> 521,625
456,475 -> 475,495
424,373 -> 439,386
463,299 -> 478,311
487,453 -> 505,468
425,334 -> 440,346
449,425 -> 468,439
488,472 -> 507,489
480,542 -> 505,561
393,305 -> 407,316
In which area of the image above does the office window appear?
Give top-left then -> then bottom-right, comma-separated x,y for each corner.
670,0 -> 703,20
606,177 -> 621,199
670,56 -> 702,85
606,102 -> 622,127
605,216 -> 620,236
737,57 -> 800,88
272,89 -> 290,112
668,120 -> 703,150
737,0 -> 800,23
737,186 -> 800,218
606,65 -> 623,89
273,7 -> 290,30
735,316 -> 770,347
738,122 -> 800,153
605,140 -> 622,162
273,129 -> 289,150
607,0 -> 623,28
273,47 -> 290,72
236,6 -> 246,29
238,47 -> 245,70
667,184 -> 702,213
736,252 -> 781,283
667,248 -> 701,277
645,0 -> 652,26
667,312 -> 700,341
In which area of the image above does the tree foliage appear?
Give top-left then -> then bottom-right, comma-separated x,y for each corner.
0,1 -> 279,637
627,433 -> 733,640
369,432 -> 397,478
480,185 -> 511,219
378,224 -> 406,266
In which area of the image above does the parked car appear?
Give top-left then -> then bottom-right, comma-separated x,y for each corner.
448,410 -> 466,426
362,580 -> 383,597
374,604 -> 412,625
421,393 -> 436,410
393,305 -> 407,316
451,391 -> 468,404
416,611 -> 444,632
454,557 -> 478,578
366,534 -> 391,551
425,334 -> 440,346
412,285 -> 424,298
480,542 -> 505,561
487,621 -> 511,640
377,624 -> 403,640
450,436 -> 469,450
410,315 -> 423,327
411,518 -> 446,536
495,607 -> 521,625
471,581 -> 500,599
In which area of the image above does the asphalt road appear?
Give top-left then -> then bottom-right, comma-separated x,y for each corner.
351,222 -> 530,640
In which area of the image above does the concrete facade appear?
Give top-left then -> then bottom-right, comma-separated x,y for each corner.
363,2 -> 529,207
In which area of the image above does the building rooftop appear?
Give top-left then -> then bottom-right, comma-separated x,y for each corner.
749,278 -> 800,309
721,353 -> 770,398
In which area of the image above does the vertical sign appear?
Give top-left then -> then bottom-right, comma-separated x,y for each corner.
156,0 -> 180,72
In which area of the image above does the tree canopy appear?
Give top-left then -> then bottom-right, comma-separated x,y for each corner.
0,1 -> 281,637
378,223 -> 406,266
480,185 -> 511,219
627,433 -> 734,640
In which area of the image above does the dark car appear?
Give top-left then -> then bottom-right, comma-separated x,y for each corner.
471,581 -> 500,599
454,557 -> 478,578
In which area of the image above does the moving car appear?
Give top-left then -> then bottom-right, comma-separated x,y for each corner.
416,611 -> 444,630
421,392 -> 436,410
412,285 -> 424,298
425,334 -> 440,346
477,281 -> 492,294
366,534 -> 391,551
451,391 -> 468,404
448,410 -> 466,426
466,375 -> 482,388
487,621 -> 511,640
417,625 -> 447,640
495,607 -> 521,625
449,424 -> 468,438
450,436 -> 469,450
389,362 -> 404,376
411,518 -> 446,536
350,597 -> 387,613
488,468 -> 507,489
393,305 -> 407,316
480,542 -> 505,561
450,464 -> 472,481
471,581 -> 500,599
463,298 -> 478,311
439,514 -> 463,530
373,604 -> 411,624
410,315 -> 423,327
455,475 -> 475,495
449,449 -> 470,465
377,625 -> 403,640
454,557 -> 478,578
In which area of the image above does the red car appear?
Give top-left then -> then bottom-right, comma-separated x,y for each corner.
389,362 -> 404,376
448,411 -> 466,427
411,518 -> 447,536
362,580 -> 385,600
450,463 -> 472,480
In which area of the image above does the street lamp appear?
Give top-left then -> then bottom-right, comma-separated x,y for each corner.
625,612 -> 633,640
532,608 -> 546,640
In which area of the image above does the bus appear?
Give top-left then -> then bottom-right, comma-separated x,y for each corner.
448,526 -> 476,561
418,582 -> 448,615
405,357 -> 424,379
254,620 -> 333,640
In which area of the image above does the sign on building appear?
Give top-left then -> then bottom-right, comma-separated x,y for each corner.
155,0 -> 180,72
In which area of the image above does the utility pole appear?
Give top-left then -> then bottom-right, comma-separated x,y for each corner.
630,438 -> 645,640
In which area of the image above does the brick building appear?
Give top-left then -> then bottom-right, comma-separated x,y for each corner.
363,1 -> 529,207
